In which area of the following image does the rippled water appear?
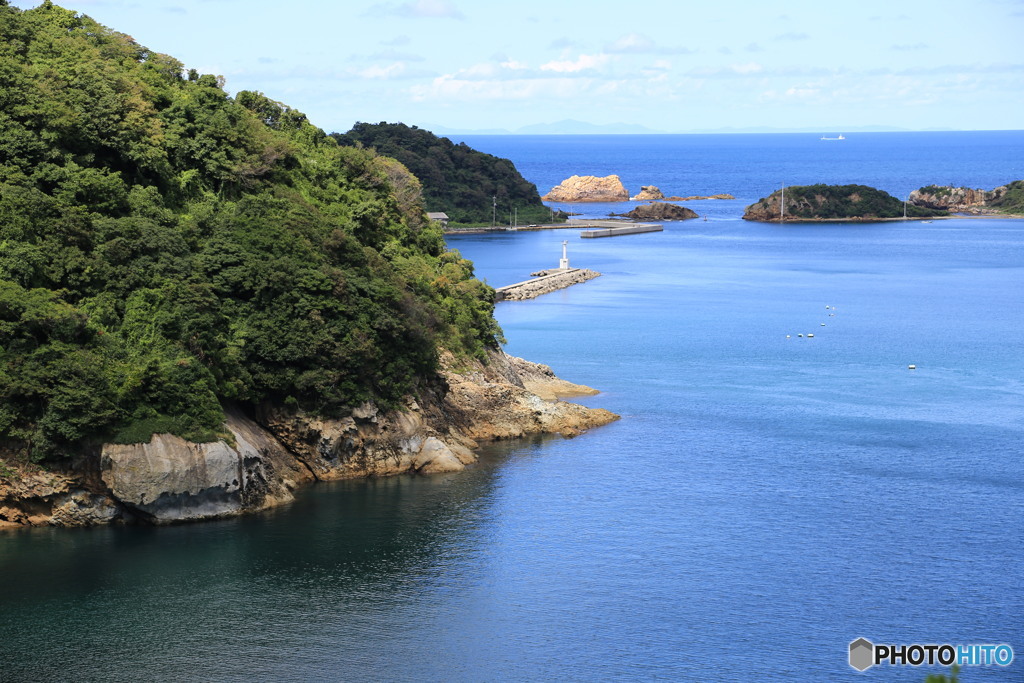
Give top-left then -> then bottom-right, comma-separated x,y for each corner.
2,133 -> 1022,681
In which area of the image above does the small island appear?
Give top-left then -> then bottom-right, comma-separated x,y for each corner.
743,184 -> 947,221
630,185 -> 664,201
542,175 -> 630,202
611,203 -> 698,221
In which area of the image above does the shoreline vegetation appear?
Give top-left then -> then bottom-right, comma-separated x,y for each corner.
0,3 -> 616,528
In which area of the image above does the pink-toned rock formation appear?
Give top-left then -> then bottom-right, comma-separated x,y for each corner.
542,175 -> 630,202
630,185 -> 664,201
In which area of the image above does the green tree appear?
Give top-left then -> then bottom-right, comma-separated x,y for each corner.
0,4 -> 501,461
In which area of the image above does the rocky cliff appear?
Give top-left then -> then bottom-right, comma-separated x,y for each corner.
542,175 -> 630,202
909,185 -> 1002,213
630,186 -> 664,201
0,351 -> 618,527
612,203 -> 698,220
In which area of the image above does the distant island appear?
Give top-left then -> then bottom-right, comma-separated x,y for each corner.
611,203 -> 698,221
743,184 -> 947,221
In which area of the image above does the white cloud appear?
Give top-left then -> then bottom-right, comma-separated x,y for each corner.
539,53 -> 610,73
785,86 -> 820,98
410,75 -> 592,102
606,33 -> 655,54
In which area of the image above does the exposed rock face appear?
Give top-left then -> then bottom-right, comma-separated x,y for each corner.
630,185 -> 664,201
542,175 -> 630,202
611,203 -> 698,220
0,467 -> 120,527
4,351 -> 618,527
909,185 -> 1003,213
100,410 -> 312,523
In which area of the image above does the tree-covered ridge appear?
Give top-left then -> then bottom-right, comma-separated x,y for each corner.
0,2 -> 500,460
332,122 -> 556,226
746,184 -> 947,220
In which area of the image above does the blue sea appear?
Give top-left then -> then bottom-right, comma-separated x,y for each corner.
2,132 -> 1022,681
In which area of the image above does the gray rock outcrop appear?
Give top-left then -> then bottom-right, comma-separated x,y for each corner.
100,410 -> 313,523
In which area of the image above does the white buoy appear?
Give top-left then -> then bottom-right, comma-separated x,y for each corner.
908,364 -> 917,370
821,323 -> 826,326
786,335 -> 791,338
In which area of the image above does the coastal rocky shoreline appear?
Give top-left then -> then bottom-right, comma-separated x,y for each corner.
0,351 -> 618,528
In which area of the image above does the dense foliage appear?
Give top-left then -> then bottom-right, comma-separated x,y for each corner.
332,122 -> 556,226
0,2 -> 501,459
989,180 -> 1024,214
752,184 -> 946,220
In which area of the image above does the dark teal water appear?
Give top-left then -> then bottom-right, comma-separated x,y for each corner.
2,133 -> 1022,681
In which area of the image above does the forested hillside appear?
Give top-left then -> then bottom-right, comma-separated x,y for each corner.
333,122 -> 556,226
0,2 -> 501,461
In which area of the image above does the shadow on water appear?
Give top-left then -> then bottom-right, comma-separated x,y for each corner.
0,433 -> 563,681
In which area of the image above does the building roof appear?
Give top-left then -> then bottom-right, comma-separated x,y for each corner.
426,212 -> 449,221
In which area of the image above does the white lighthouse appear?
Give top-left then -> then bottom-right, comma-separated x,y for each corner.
559,240 -> 570,270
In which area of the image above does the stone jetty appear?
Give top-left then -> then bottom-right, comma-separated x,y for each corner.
493,240 -> 601,301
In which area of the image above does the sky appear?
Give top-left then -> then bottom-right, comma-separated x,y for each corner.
10,0 -> 1024,134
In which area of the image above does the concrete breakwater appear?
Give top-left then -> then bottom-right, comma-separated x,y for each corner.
580,223 -> 662,238
494,268 -> 601,301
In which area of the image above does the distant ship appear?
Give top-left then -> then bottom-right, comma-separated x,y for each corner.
820,134 -> 846,140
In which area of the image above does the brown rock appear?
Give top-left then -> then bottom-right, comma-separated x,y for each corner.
909,185 -> 999,213
630,185 -> 664,201
542,175 -> 630,202
611,203 -> 698,220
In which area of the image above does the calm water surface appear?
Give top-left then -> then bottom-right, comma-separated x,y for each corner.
1,134 -> 1022,681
